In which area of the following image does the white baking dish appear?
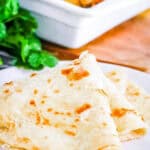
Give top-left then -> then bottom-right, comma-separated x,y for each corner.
20,0 -> 150,48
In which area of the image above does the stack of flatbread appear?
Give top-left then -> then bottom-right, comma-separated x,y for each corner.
0,52 -> 149,150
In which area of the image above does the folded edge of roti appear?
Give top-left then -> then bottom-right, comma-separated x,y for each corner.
75,52 -> 147,141
0,52 -> 121,150
103,70 -> 148,141
106,70 -> 150,126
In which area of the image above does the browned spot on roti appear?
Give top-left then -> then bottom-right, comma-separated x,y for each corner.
132,128 -> 146,136
111,108 -> 135,118
70,124 -> 77,128
141,116 -> 145,121
69,83 -> 74,87
40,100 -> 45,104
42,95 -> 48,99
47,108 -> 53,112
17,137 -> 30,143
36,112 -> 41,125
97,89 -> 107,96
43,118 -> 51,126
110,71 -> 117,76
102,122 -> 107,127
4,81 -> 13,86
66,112 -> 72,116
0,121 -> 15,132
32,146 -> 39,150
33,89 -> 38,95
61,67 -> 73,75
0,139 -> 5,145
133,91 -> 140,96
64,130 -> 76,136
54,123 -> 59,128
54,111 -> 60,115
60,112 -> 65,115
54,123 -> 66,128
54,89 -> 60,93
29,100 -> 36,107
75,103 -> 91,114
47,78 -> 51,83
61,67 -> 89,81
114,78 -> 120,82
30,73 -> 37,77
3,89 -> 10,94
15,88 -> 22,93
74,118 -> 80,122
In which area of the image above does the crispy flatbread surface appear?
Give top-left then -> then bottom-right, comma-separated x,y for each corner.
0,53 -> 121,150
106,70 -> 150,126
99,70 -> 147,141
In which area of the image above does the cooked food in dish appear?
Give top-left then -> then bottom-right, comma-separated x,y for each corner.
0,52 -> 148,149
106,70 -> 150,126
65,0 -> 103,7
0,53 -> 121,149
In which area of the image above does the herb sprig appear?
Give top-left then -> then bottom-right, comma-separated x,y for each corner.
0,0 -> 58,69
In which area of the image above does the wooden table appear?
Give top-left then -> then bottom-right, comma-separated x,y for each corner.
43,10 -> 150,73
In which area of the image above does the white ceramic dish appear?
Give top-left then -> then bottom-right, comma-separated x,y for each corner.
20,0 -> 150,48
0,62 -> 150,149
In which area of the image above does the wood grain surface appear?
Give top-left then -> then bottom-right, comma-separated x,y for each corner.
43,10 -> 150,73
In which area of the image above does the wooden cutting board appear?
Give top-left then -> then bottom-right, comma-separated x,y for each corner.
43,10 -> 150,73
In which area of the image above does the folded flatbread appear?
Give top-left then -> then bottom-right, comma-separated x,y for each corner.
0,53 -> 121,150
106,70 -> 150,126
105,70 -> 127,94
103,69 -> 147,141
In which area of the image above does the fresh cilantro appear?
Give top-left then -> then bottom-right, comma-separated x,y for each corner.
0,0 -> 19,22
0,0 -> 58,70
27,51 -> 58,69
0,57 -> 3,65
27,51 -> 43,69
0,22 -> 6,40
40,51 -> 58,67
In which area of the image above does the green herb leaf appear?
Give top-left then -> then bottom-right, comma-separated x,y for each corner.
27,51 -> 43,69
41,51 -> 58,67
1,33 -> 24,55
0,0 -> 58,70
18,9 -> 37,34
0,0 -> 19,22
7,9 -> 37,35
0,57 -> 4,65
0,22 -> 6,40
21,35 -> 41,62
27,35 -> 41,51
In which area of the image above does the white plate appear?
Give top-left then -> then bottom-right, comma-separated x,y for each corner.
0,62 -> 150,150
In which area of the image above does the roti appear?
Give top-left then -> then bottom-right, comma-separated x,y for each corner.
106,70 -> 150,126
97,69 -> 147,141
0,53 -> 121,150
